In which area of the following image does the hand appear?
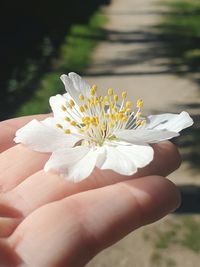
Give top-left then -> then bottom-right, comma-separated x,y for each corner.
0,115 -> 181,267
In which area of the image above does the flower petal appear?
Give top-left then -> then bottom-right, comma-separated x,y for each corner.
14,118 -> 79,152
101,143 -> 153,175
49,94 -> 69,121
60,72 -> 91,103
49,94 -> 81,124
146,111 -> 193,132
115,129 -> 179,144
68,72 -> 91,98
45,146 -> 106,182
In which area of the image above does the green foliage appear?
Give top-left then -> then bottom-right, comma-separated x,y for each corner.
16,12 -> 107,116
181,217 -> 200,252
158,0 -> 200,69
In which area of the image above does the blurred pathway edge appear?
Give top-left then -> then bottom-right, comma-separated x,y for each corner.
86,1 -> 200,267
85,0 -> 200,185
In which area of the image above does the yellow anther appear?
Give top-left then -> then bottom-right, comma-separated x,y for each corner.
70,121 -> 77,126
93,96 -> 99,105
104,96 -> 109,103
122,91 -> 127,99
69,99 -> 75,107
56,123 -> 63,129
110,114 -> 116,121
141,120 -> 146,126
137,99 -> 144,108
105,113 -> 110,119
118,113 -> 124,120
113,107 -> 118,113
99,96 -> 103,102
126,108 -> 131,113
107,88 -> 113,96
122,116 -> 128,122
64,129 -> 71,134
125,101 -> 132,108
121,107 -> 126,113
64,116 -> 71,122
79,94 -> 84,101
84,104 -> 88,110
114,94 -> 118,102
82,117 -> 90,123
109,102 -> 114,109
90,85 -> 97,96
79,106 -> 85,113
61,105 -> 67,111
90,117 -> 97,124
136,120 -> 142,126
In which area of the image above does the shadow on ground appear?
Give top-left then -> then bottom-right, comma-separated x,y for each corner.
175,185 -> 200,214
83,3 -> 200,170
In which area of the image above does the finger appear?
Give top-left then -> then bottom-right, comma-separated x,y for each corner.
9,176 -> 180,267
0,239 -> 22,266
0,114 -> 50,153
3,141 -> 181,216
0,145 -> 49,193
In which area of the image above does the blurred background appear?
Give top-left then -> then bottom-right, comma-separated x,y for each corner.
1,0 -> 200,266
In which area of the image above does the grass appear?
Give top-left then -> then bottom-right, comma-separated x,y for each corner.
181,217 -> 200,252
147,216 -> 200,266
157,0 -> 200,170
157,0 -> 200,71
16,11 -> 107,116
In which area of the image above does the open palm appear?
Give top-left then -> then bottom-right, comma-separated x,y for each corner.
0,115 -> 181,267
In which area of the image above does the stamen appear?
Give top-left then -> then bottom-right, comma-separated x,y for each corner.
108,88 -> 113,96
122,91 -> 127,99
56,123 -> 63,129
60,85 -> 145,146
61,105 -> 67,111
64,129 -> 71,134
79,106 -> 85,113
137,99 -> 144,108
114,94 -> 118,102
125,101 -> 132,109
90,85 -> 97,96
70,121 -> 77,126
69,99 -> 75,107
79,94 -> 84,101
64,117 -> 71,122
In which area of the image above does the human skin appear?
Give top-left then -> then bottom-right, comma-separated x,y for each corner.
0,115 -> 181,267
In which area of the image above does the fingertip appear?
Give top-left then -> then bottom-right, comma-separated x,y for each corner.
150,141 -> 182,176
124,175 -> 181,225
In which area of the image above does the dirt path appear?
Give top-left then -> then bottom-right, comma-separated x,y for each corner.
86,0 -> 200,266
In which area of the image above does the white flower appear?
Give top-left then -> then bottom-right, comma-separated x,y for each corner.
14,72 -> 194,182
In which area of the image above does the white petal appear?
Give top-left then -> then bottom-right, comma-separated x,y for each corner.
60,74 -> 77,98
44,146 -> 90,173
60,72 -> 91,102
49,94 -> 69,121
45,146 -> 105,182
49,94 -> 81,124
14,118 -> 79,152
101,145 -> 137,175
67,147 -> 105,182
116,143 -> 154,169
68,72 -> 91,98
101,143 -> 153,175
146,111 -> 193,132
115,129 -> 179,144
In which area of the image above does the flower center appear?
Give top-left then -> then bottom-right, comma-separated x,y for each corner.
56,86 -> 146,145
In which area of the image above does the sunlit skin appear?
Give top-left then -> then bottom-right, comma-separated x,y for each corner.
0,114 -> 181,267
